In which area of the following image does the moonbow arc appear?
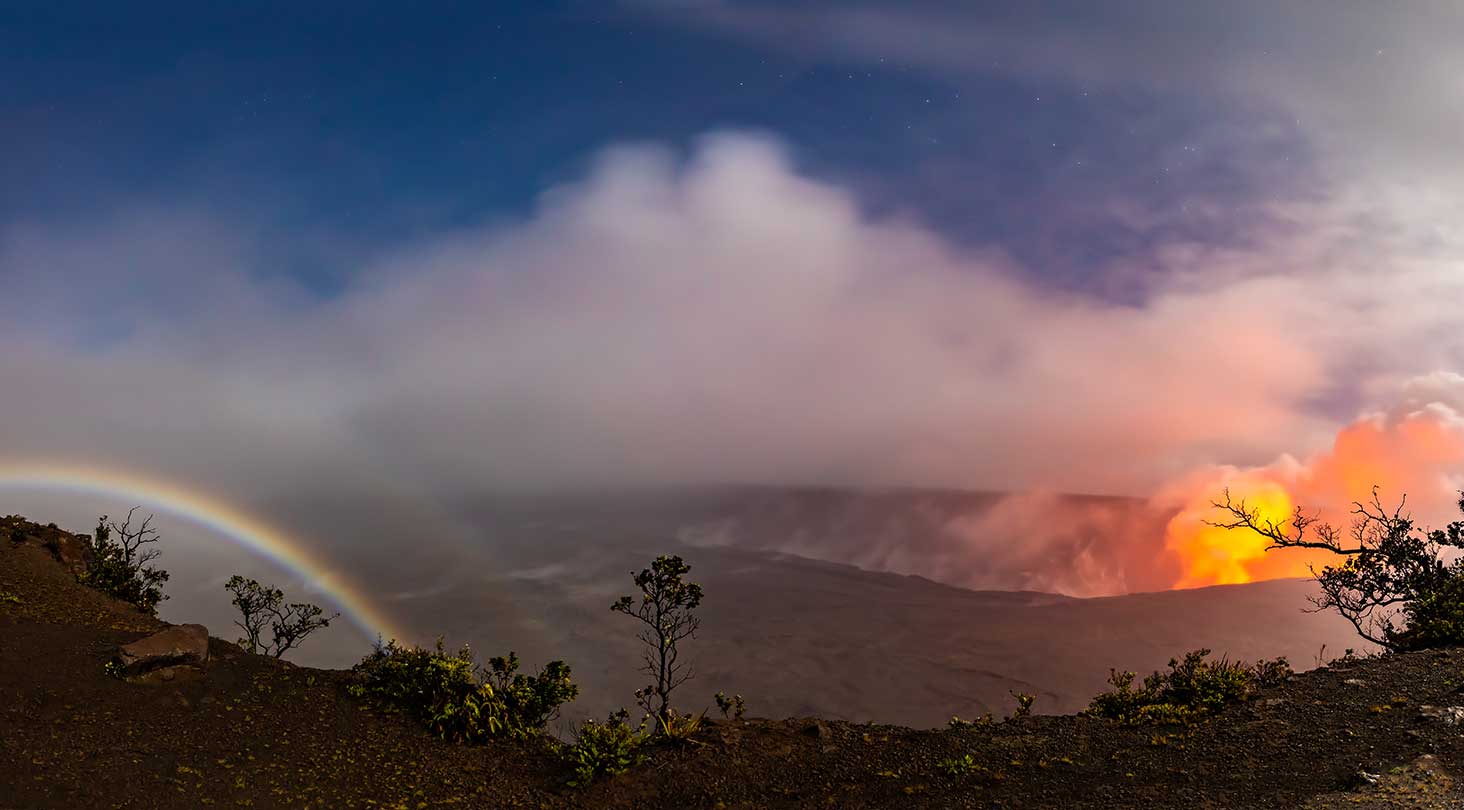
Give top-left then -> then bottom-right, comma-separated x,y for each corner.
0,460 -> 407,644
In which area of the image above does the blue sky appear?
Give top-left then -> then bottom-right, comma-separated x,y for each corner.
2,1 -> 1317,297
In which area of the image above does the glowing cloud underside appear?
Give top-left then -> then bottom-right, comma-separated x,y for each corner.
0,460 -> 407,644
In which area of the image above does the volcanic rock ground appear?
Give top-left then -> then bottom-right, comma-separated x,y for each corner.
9,517 -> 1464,808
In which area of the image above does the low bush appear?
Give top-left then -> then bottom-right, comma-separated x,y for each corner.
1085,648 -> 1291,724
564,709 -> 650,787
348,638 -> 577,743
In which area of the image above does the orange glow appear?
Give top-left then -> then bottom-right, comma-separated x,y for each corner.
1165,480 -> 1305,588
1161,404 -> 1464,590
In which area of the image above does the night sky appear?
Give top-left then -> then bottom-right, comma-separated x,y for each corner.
3,2 -> 1464,501
3,2 -> 1314,296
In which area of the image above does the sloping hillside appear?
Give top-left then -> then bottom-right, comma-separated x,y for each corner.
7,515 -> 1464,809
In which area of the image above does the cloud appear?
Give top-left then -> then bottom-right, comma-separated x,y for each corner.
640,2 -> 1464,232
5,133 -> 1411,500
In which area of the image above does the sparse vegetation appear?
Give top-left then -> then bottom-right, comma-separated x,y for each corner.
948,713 -> 994,729
225,575 -> 339,659
611,554 -> 704,730
714,690 -> 746,720
347,637 -> 577,743
14,504 -> 1464,808
1085,649 -> 1291,724
79,508 -> 169,614
1011,691 -> 1035,717
1213,486 -> 1464,652
937,753 -> 987,778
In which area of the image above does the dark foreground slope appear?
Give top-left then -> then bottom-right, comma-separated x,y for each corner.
7,521 -> 1464,809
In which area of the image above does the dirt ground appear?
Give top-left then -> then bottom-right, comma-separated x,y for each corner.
7,515 -> 1464,809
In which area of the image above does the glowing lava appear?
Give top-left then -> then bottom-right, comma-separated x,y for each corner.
1164,479 -> 1306,588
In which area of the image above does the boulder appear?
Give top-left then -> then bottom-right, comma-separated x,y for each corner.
115,624 -> 210,682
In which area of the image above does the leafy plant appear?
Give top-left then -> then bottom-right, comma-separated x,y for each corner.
1085,649 -> 1291,724
714,691 -> 746,720
79,508 -> 169,614
348,637 -> 577,743
612,555 -> 703,727
564,709 -> 650,787
656,708 -> 707,744
938,753 -> 988,778
225,575 -> 338,659
1011,691 -> 1035,717
483,652 -> 578,730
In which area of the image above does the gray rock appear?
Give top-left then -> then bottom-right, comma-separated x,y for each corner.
1419,705 -> 1464,725
115,624 -> 209,682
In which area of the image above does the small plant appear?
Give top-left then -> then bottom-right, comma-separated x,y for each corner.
1011,691 -> 1035,717
714,691 -> 746,720
657,708 -> 707,744
937,753 -> 987,777
79,508 -> 169,614
225,575 -> 339,659
103,659 -> 124,679
564,709 -> 650,787
0,589 -> 20,605
348,637 -> 576,743
1085,649 -> 1291,724
612,555 -> 703,728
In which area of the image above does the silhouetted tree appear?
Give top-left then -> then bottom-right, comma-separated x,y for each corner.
226,575 -> 338,658
611,555 -> 703,724
81,507 -> 169,614
1211,486 -> 1464,651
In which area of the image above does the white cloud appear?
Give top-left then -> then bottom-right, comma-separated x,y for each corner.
4,132 -> 1458,502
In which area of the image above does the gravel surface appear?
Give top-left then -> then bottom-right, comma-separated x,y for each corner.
6,515 -> 1464,809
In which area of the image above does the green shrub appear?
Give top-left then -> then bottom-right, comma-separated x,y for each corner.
348,638 -> 577,743
80,510 -> 168,614
1085,649 -> 1290,724
564,709 -> 650,787
1389,573 -> 1464,651
484,652 -> 578,731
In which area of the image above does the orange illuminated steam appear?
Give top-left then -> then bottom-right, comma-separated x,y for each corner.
1164,480 -> 1313,588
1159,391 -> 1464,590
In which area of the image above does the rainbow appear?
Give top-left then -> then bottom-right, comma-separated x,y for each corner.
0,459 -> 408,644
